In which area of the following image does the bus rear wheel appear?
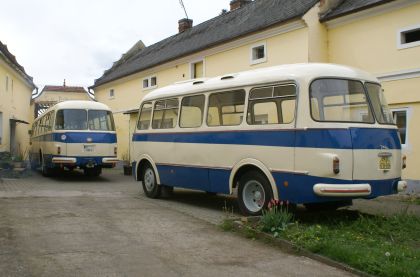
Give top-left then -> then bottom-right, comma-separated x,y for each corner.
238,171 -> 273,216
142,164 -> 161,198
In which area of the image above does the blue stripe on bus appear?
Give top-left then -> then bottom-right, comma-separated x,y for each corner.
132,128 -> 400,150
152,164 -> 399,203
32,132 -> 117,143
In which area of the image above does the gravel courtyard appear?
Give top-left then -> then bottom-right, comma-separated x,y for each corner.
0,169 -> 354,277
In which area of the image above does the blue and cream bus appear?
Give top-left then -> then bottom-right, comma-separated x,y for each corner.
29,100 -> 118,177
131,64 -> 407,215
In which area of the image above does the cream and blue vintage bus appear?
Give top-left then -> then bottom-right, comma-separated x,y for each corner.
29,100 -> 118,177
131,64 -> 407,215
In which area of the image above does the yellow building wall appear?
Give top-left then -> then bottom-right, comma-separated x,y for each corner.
328,3 -> 420,74
328,4 -> 420,181
0,59 -> 33,156
95,26 -> 311,159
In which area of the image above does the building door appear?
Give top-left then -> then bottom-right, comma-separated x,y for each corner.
9,120 -> 16,155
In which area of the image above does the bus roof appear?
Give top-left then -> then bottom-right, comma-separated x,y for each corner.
143,63 -> 378,101
34,100 -> 111,123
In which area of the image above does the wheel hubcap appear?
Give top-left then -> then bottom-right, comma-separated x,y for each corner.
242,180 -> 266,213
144,168 -> 155,191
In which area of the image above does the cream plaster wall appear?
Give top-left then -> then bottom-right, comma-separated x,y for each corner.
0,59 -> 34,155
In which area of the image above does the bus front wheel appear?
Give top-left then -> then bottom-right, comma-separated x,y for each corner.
142,164 -> 161,198
238,171 -> 273,216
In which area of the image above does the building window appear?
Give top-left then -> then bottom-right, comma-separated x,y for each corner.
0,112 -> 3,144
109,89 -> 115,98
392,109 -> 408,146
250,42 -> 267,65
398,24 -> 420,49
190,60 -> 204,79
143,76 -> 157,89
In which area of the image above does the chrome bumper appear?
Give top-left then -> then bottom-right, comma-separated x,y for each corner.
52,157 -> 77,164
102,157 -> 119,164
313,184 -> 372,197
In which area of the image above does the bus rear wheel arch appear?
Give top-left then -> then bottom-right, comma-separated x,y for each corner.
237,170 -> 273,216
139,161 -> 161,198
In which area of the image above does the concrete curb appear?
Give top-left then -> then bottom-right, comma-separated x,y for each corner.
228,217 -> 374,277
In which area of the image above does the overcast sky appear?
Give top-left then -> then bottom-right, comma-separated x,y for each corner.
0,0 -> 229,90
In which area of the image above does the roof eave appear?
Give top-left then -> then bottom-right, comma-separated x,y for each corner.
90,16 -> 306,90
320,0 -> 394,22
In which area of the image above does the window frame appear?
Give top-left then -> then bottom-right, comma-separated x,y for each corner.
206,89 -> 246,127
109,89 -> 115,99
151,98 -> 180,130
143,76 -> 158,90
309,78 -> 376,125
391,107 -> 410,148
137,102 -> 153,130
189,59 -> 205,79
250,42 -> 267,65
179,94 -> 205,128
397,24 -> 420,50
246,83 -> 297,126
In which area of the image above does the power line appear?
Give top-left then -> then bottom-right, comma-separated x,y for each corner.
179,0 -> 189,19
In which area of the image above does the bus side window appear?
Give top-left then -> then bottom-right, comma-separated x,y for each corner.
207,90 -> 245,126
55,110 -> 64,130
247,84 -> 296,125
180,95 -> 205,128
137,102 -> 152,130
152,99 -> 179,129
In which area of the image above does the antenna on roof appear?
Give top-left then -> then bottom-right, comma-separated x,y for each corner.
179,0 -> 189,19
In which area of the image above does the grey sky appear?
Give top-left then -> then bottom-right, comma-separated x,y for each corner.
0,0 -> 229,90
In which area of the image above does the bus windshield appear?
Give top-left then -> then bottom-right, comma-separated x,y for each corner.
55,109 -> 115,131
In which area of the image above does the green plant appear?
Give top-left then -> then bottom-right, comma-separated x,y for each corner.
13,145 -> 28,162
260,199 -> 294,237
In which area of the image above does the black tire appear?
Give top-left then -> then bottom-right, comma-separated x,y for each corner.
141,164 -> 161,198
304,200 -> 352,212
84,167 -> 102,177
41,154 -> 53,177
238,171 -> 273,216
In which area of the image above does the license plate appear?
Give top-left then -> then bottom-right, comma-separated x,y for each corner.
379,157 -> 391,170
84,145 -> 95,152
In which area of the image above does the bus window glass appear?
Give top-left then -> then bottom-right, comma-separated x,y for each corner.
247,84 -> 296,125
180,95 -> 205,128
55,109 -> 87,130
88,110 -> 115,131
137,102 -> 152,130
207,90 -> 245,126
310,79 -> 374,123
281,99 -> 296,123
365,83 -> 394,124
152,99 -> 179,129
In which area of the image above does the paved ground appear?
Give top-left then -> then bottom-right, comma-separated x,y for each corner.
0,169 -> 353,277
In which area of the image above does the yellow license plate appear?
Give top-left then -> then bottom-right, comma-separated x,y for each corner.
379,157 -> 391,170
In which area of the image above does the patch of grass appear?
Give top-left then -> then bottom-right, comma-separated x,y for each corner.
278,211 -> 420,277
220,219 -> 234,232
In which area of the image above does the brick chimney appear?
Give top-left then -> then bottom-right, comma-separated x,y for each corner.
230,0 -> 252,11
178,18 -> 193,33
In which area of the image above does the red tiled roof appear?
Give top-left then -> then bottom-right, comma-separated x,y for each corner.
41,85 -> 87,93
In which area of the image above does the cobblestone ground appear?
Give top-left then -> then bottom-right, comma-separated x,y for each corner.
0,169 -> 353,277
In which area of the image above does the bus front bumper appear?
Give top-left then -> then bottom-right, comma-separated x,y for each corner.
102,157 -> 119,164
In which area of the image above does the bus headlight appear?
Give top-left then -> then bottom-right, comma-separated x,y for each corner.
402,155 -> 407,169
